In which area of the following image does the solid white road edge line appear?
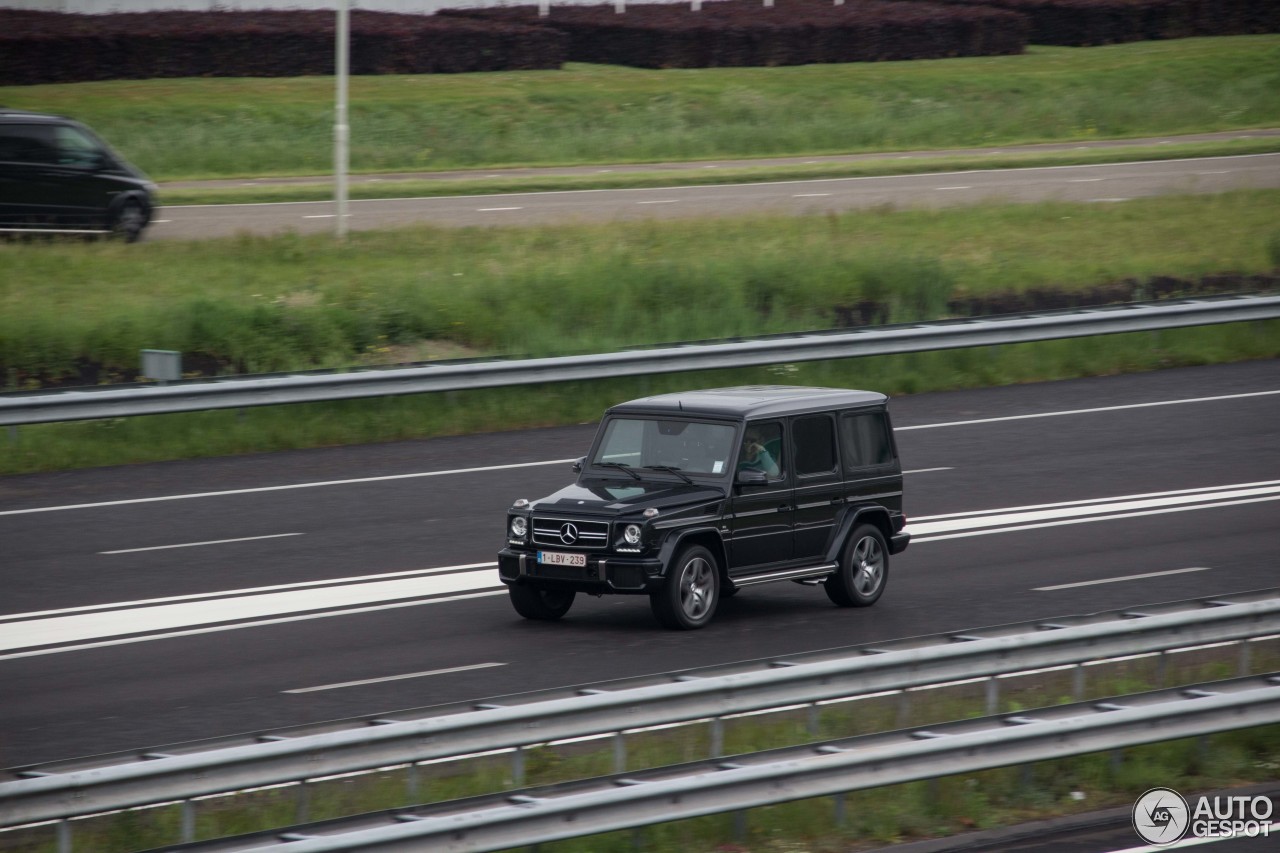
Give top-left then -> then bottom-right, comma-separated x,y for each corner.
99,533 -> 304,555
0,591 -> 508,663
1033,566 -> 1211,591
284,661 -> 507,694
1,391 -> 1272,518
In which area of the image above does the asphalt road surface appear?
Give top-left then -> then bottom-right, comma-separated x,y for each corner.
148,152 -> 1280,239
1,359 -> 1276,772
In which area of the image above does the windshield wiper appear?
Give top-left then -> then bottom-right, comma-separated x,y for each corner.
643,465 -> 694,484
597,461 -> 642,480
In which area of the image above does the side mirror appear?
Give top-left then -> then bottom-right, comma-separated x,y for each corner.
735,469 -> 768,487
572,457 -> 585,474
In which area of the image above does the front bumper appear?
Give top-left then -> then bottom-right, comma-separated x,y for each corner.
498,548 -> 664,594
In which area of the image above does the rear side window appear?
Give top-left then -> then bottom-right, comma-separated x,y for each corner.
793,415 -> 837,476
840,412 -> 895,471
0,125 -> 57,164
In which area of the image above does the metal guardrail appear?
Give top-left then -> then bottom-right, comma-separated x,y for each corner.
2,593 -> 1278,830
2,293 -> 1277,426
173,673 -> 1280,852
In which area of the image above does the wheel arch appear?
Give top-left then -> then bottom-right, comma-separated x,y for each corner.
658,526 -> 729,585
826,505 -> 892,563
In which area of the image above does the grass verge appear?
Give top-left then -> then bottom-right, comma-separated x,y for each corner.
5,639 -> 1276,853
1,37 -> 1277,181
156,137 -> 1280,207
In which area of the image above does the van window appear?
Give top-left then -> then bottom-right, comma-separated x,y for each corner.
52,125 -> 105,168
0,125 -> 58,164
793,415 -> 837,476
840,412 -> 894,471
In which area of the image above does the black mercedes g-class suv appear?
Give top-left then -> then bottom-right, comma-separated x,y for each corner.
499,386 -> 909,630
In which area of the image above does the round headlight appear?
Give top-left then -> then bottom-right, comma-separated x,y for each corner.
510,516 -> 528,538
623,524 -> 642,545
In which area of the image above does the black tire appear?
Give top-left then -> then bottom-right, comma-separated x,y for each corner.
650,544 -> 719,630
111,200 -> 146,243
824,523 -> 889,608
508,584 -> 575,621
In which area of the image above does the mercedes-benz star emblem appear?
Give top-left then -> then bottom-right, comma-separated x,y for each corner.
559,523 -> 579,545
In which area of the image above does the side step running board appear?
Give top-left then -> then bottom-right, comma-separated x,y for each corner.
732,563 -> 837,588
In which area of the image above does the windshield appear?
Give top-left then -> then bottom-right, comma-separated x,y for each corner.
591,417 -> 736,477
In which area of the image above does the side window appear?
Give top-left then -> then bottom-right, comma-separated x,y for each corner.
53,126 -> 104,168
793,415 -> 838,477
840,412 -> 895,472
0,125 -> 57,164
738,421 -> 785,480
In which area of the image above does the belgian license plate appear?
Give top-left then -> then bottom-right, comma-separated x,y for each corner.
538,551 -> 586,567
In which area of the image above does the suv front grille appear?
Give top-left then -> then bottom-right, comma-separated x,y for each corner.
532,517 -> 609,550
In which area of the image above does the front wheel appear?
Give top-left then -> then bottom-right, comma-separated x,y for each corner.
824,523 -> 889,607
111,200 -> 146,243
651,545 -> 720,630
508,584 -> 575,621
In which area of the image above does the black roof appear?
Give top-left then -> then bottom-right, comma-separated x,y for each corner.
0,109 -> 71,124
608,386 -> 887,420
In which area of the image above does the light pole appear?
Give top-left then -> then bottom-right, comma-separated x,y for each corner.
335,0 -> 350,241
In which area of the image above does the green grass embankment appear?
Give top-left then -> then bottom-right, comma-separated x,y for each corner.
1,37 -> 1277,181
2,191 -> 1277,475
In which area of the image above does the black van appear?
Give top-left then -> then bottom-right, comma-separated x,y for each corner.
499,386 -> 909,630
0,109 -> 156,242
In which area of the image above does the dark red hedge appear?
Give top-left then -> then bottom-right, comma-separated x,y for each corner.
907,0 -> 1280,45
0,9 -> 567,86
441,0 -> 1028,68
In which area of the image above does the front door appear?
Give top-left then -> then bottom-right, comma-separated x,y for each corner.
727,420 -> 793,571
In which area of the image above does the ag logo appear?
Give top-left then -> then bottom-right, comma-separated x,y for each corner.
1133,787 -> 1190,845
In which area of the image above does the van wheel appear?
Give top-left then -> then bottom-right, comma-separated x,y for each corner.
112,201 -> 146,243
651,545 -> 719,630
825,523 -> 888,607
509,585 -> 575,621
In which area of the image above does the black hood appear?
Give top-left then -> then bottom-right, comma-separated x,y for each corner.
531,478 -> 726,516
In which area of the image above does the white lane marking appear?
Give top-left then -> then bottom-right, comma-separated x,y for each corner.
0,590 -> 507,663
914,479 -> 1280,522
936,186 -> 971,190
1034,566 -> 1210,591
896,389 -> 1280,431
1197,170 -> 1230,175
637,199 -> 679,205
100,532 -> 303,555
478,207 -> 522,211
0,459 -> 577,517
1089,197 -> 1132,203
151,219 -> 172,223
904,467 -> 953,475
0,561 -> 497,622
1105,823 -> 1280,852
2,390 -> 1273,519
1069,178 -> 1104,182
0,568 -> 506,653
911,494 -> 1280,543
284,662 -> 506,694
793,193 -> 831,197
160,153 -> 1280,210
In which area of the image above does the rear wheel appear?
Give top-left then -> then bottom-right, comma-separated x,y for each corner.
651,545 -> 719,630
509,584 -> 575,621
824,523 -> 889,607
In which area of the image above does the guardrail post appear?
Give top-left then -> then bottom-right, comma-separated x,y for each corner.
56,820 -> 70,853
181,799 -> 196,842
295,780 -> 310,824
613,732 -> 627,773
985,677 -> 999,715
1239,639 -> 1253,676
1073,664 -> 1085,701
897,689 -> 912,727
512,746 -> 526,786
808,702 -> 821,736
6,425 -> 16,445
733,809 -> 747,842
711,718 -> 725,758
407,762 -> 420,801
833,791 -> 847,827
1157,650 -> 1168,687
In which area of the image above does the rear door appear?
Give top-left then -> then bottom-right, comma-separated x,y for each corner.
790,412 -> 844,563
